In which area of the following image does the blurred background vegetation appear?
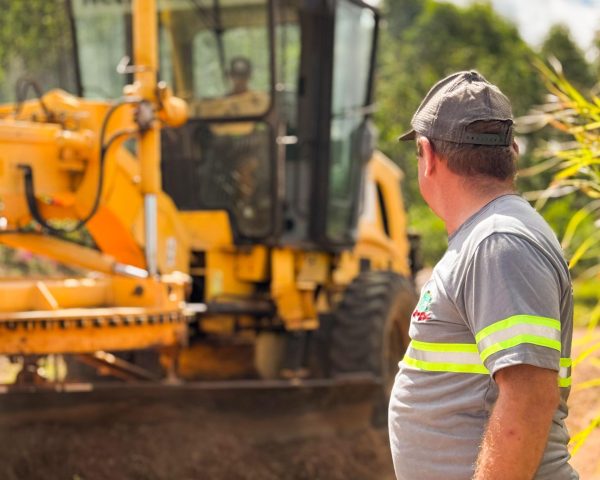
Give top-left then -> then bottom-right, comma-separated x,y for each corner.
0,0 -> 600,312
0,0 -> 598,455
375,0 -> 599,272
374,3 -> 600,453
0,0 -> 599,328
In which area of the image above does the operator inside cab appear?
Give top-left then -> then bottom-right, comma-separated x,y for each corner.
196,56 -> 269,135
228,56 -> 252,96
195,56 -> 271,236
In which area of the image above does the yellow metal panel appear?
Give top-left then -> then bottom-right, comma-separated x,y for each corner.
206,250 -> 253,300
0,281 -> 38,312
155,194 -> 191,273
332,150 -> 411,286
199,315 -> 237,335
271,249 -> 300,319
332,251 -> 361,287
297,252 -> 329,286
38,278 -> 110,309
175,341 -> 255,380
31,282 -> 60,310
131,193 -> 192,274
367,151 -> 411,275
345,150 -> 411,278
235,246 -> 269,282
0,121 -> 78,227
271,249 -> 295,289
179,211 -> 234,249
271,248 -> 318,329
0,316 -> 186,355
110,276 -> 187,309
0,275 -> 184,314
73,103 -> 137,216
87,206 -> 146,268
0,233 -> 118,275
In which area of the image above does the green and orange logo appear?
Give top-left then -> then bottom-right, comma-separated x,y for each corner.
412,290 -> 432,322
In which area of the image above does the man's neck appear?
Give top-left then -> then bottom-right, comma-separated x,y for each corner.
440,179 -> 515,236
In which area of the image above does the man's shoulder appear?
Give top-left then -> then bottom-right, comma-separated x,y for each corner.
440,195 -> 567,292
459,195 -> 558,252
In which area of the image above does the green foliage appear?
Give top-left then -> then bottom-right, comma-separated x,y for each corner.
376,0 -> 544,265
382,0 -> 425,38
408,203 -> 447,266
529,62 -> 600,456
0,0 -> 77,103
0,245 -> 81,277
573,277 -> 600,309
541,25 -> 595,90
526,61 -> 600,272
593,30 -> 600,79
376,1 -> 543,194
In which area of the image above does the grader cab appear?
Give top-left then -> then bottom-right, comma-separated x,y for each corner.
0,0 -> 416,408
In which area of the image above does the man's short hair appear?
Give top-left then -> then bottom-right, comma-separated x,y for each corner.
401,70 -> 517,182
429,120 -> 517,181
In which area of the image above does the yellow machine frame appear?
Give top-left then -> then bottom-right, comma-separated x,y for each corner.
0,0 -> 413,382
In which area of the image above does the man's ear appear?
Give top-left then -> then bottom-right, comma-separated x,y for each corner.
512,140 -> 520,155
418,137 -> 437,177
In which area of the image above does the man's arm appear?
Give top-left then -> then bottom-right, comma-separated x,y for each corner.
473,364 -> 560,480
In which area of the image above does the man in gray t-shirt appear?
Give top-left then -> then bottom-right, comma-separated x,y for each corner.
389,71 -> 577,479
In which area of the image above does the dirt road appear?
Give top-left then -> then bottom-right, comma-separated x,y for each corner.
0,328 -> 598,480
0,380 -> 395,480
566,328 -> 600,479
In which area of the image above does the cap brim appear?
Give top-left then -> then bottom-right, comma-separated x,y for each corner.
398,129 -> 416,142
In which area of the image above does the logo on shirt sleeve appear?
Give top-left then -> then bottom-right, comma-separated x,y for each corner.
412,290 -> 433,322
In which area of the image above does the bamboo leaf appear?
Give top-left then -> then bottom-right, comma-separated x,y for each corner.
555,163 -> 586,180
568,233 -> 600,269
562,201 -> 600,249
518,156 -> 563,177
570,415 -> 600,456
573,340 -> 600,367
573,378 -> 600,392
562,208 -> 591,249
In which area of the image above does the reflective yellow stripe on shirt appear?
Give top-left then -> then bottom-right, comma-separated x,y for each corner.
559,357 -> 572,387
403,339 -> 571,387
475,315 -> 561,362
405,340 -> 489,374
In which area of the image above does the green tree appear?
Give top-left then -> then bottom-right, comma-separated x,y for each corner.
383,0 -> 425,38
529,60 -> 600,463
375,0 -> 543,264
540,25 -> 595,90
592,30 -> 600,82
0,0 -> 77,103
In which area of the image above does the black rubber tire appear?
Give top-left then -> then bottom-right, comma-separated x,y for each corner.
329,271 -> 417,425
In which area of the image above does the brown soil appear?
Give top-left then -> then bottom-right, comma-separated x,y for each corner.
0,421 -> 393,480
0,328 -> 598,480
0,382 -> 395,480
567,328 -> 600,479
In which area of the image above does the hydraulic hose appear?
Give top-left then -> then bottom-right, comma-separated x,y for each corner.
19,99 -> 140,235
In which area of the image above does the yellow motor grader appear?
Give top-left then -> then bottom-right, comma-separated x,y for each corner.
0,0 -> 417,417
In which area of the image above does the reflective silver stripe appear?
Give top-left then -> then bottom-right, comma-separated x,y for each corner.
559,358 -> 572,385
477,323 -> 561,352
406,345 -> 482,365
403,342 -> 490,374
404,341 -> 572,387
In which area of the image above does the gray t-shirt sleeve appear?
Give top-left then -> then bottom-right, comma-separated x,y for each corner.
461,233 -> 562,376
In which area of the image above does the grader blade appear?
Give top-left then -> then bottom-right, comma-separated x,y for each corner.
0,376 -> 378,423
0,377 -> 379,461
0,377 -> 397,480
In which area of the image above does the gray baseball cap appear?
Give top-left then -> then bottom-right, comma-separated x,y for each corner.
229,56 -> 252,77
399,70 -> 513,146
